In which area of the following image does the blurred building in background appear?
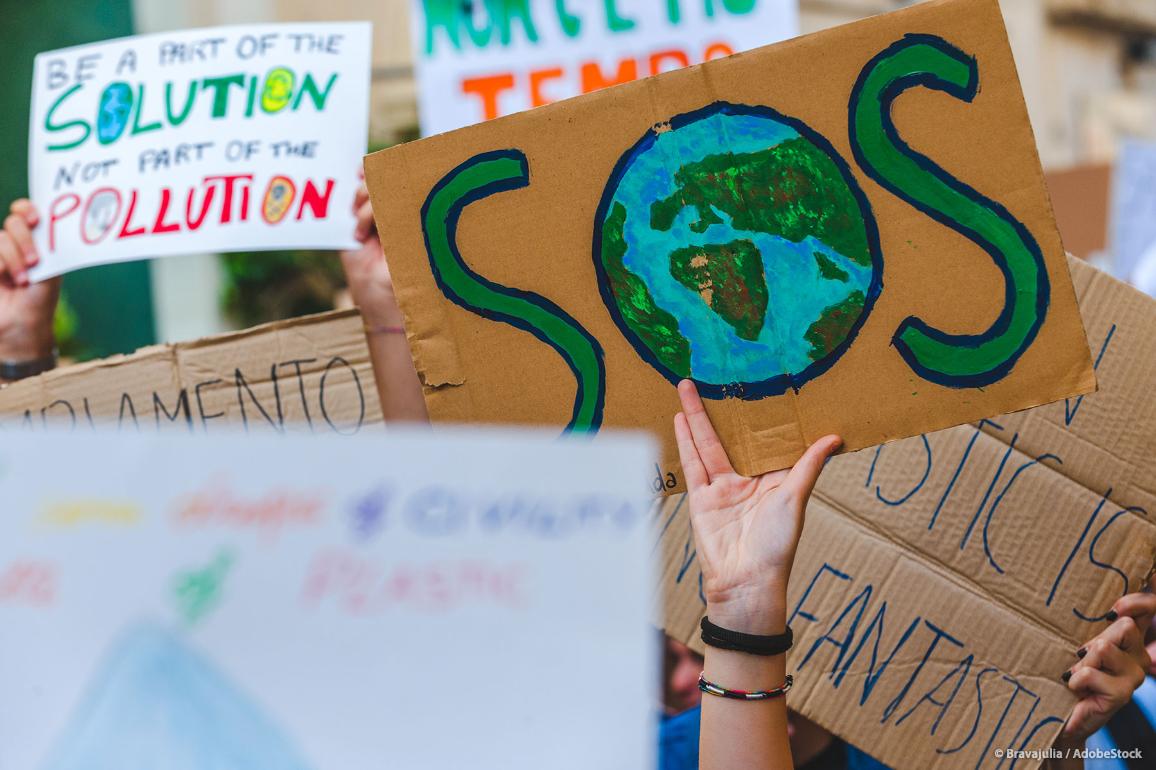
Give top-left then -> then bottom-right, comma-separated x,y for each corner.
134,0 -> 1156,162
803,1 -> 1156,167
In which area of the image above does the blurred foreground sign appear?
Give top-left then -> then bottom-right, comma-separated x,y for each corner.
369,0 -> 1096,486
28,22 -> 370,279
410,0 -> 798,134
0,429 -> 655,770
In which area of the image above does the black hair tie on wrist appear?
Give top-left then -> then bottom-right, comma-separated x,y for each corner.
700,616 -> 793,656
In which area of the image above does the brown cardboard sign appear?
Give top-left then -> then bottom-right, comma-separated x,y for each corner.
657,257 -> 1156,770
0,309 -> 382,435
365,0 -> 1095,488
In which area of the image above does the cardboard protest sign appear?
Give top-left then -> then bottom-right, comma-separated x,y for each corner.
28,22 -> 370,279
411,0 -> 798,135
367,0 -> 1096,489
0,309 -> 381,435
0,428 -> 655,769
657,257 -> 1156,770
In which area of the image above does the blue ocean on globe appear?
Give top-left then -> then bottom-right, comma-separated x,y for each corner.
597,105 -> 879,395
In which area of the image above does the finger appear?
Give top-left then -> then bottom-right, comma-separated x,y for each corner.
0,235 -> 26,286
674,412 -> 708,492
1068,659 -> 1141,704
354,201 -> 376,243
782,434 -> 843,504
9,199 -> 39,227
353,184 -> 368,210
1072,637 -> 1147,695
1082,617 -> 1149,670
4,214 -> 38,267
676,379 -> 733,480
1063,698 -> 1108,739
1112,592 -> 1156,635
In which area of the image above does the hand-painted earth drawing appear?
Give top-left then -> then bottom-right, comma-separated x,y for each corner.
594,102 -> 883,399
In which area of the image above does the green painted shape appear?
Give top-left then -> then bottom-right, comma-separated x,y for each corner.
649,137 -> 872,266
852,40 -> 1044,380
422,154 -> 604,431
805,290 -> 866,361
555,0 -> 581,37
603,0 -> 636,32
669,238 -> 768,341
814,250 -> 849,282
172,551 -> 234,627
603,202 -> 691,376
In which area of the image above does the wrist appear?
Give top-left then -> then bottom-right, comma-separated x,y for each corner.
0,323 -> 56,363
354,289 -> 405,330
705,579 -> 789,636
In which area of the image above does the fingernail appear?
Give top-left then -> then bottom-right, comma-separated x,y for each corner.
1076,647 -> 1086,659
1106,610 -> 1119,621
1061,670 -> 1072,683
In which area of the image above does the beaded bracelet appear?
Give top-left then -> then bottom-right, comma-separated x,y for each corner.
698,673 -> 793,701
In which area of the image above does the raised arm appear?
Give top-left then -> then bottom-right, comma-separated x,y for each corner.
340,186 -> 428,424
674,379 -> 840,770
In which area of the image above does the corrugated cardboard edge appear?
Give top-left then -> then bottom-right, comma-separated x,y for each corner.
0,307 -> 368,407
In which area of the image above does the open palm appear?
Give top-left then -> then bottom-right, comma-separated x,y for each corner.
674,380 -> 841,634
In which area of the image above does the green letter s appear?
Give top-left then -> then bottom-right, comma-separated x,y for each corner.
849,34 -> 1050,388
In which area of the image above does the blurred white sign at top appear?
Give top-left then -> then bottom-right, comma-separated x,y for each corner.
410,0 -> 798,136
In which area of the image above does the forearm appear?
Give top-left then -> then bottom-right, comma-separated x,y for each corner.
360,306 -> 428,425
700,596 -> 793,770
700,649 -> 792,770
0,312 -> 57,386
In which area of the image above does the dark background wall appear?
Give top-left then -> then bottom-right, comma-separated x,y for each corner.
0,0 -> 155,359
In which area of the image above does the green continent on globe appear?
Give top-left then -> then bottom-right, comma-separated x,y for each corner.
669,239 -> 769,341
805,290 -> 866,362
648,137 -> 871,267
601,202 -> 692,376
813,251 -> 849,282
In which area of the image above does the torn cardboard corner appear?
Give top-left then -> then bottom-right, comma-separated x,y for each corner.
0,308 -> 383,435
365,0 -> 1096,489
657,257 -> 1156,770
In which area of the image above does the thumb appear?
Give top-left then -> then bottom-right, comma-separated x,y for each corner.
1063,700 -> 1095,739
782,435 -> 842,504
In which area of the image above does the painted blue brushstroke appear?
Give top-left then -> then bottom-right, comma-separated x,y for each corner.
40,624 -> 314,770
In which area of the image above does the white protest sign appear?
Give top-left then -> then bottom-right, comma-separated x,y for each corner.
27,23 -> 371,279
410,0 -> 798,135
0,429 -> 655,770
1111,139 -> 1156,283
